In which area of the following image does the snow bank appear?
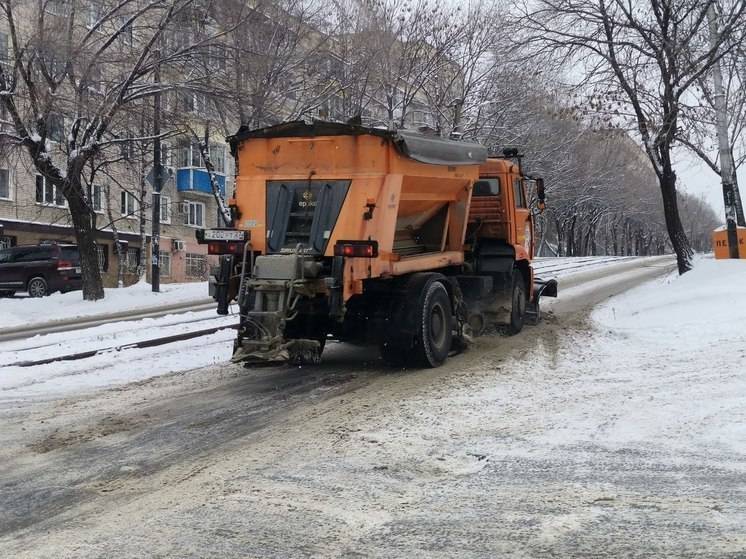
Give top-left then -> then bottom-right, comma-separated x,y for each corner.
577,257 -> 746,452
0,281 -> 209,329
593,257 -> 746,351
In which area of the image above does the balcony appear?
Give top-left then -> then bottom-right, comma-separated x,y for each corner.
176,168 -> 226,197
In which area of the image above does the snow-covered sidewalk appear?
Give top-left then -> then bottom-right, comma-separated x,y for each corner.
0,281 -> 210,330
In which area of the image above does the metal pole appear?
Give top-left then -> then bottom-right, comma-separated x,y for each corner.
151,47 -> 162,291
707,4 -> 740,258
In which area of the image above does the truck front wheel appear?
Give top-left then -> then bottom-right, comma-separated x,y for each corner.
506,269 -> 527,335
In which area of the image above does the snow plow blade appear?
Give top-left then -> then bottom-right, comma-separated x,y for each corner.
534,277 -> 558,299
525,277 -> 558,325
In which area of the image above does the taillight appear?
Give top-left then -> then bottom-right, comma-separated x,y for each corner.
57,259 -> 74,270
207,241 -> 244,255
334,240 -> 378,258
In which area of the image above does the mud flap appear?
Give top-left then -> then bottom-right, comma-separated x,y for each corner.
526,277 -> 558,326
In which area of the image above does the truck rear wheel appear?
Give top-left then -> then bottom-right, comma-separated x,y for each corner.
415,281 -> 453,367
381,277 -> 453,368
506,269 -> 527,335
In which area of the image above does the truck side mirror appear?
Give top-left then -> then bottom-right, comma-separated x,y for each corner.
536,178 -> 546,202
536,178 -> 546,212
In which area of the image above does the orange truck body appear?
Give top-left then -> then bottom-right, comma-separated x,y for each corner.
201,121 -> 555,367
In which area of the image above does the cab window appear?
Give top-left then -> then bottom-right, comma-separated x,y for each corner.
513,178 -> 526,208
473,178 -> 501,196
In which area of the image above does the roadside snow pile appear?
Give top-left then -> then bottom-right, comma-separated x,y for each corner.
0,280 -> 210,329
593,257 -> 746,351
583,257 -> 746,452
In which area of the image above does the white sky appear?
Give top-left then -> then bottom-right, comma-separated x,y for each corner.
674,153 -> 743,221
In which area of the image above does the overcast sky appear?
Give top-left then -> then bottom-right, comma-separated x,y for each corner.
674,152 -> 743,221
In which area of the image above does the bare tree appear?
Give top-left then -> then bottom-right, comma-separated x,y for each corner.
677,24 -> 746,226
0,0 -> 216,299
515,0 -> 746,273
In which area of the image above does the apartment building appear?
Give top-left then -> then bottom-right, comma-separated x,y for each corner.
0,0 -> 447,288
0,143 -> 231,286
0,0 -> 233,286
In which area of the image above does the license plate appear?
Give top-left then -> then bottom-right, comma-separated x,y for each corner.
202,229 -> 246,242
75,267 -> 81,274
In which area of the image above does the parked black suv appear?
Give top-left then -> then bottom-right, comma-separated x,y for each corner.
0,243 -> 83,297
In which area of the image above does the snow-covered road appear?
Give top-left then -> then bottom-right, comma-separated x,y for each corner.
6,255 -> 746,558
0,255 -> 659,405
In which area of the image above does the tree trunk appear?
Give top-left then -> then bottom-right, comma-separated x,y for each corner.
567,215 -> 577,256
198,122 -> 231,226
554,217 -> 564,257
67,180 -> 104,300
658,166 -> 693,274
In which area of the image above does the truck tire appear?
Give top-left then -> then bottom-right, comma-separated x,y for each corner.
379,275 -> 453,368
27,276 -> 48,298
409,280 -> 453,368
506,269 -> 526,335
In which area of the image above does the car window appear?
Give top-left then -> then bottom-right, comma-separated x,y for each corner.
0,248 -> 14,263
60,246 -> 80,264
15,247 -> 52,262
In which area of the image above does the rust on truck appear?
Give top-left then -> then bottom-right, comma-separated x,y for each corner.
199,121 -> 556,367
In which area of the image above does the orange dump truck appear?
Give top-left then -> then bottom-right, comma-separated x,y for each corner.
197,121 -> 557,367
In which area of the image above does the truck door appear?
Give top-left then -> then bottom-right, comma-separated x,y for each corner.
511,177 -> 532,259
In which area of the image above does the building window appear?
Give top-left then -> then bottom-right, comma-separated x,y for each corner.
120,134 -> 135,160
36,175 -> 65,206
178,91 -> 194,113
0,235 -> 16,249
177,141 -> 202,168
45,0 -> 71,16
0,31 -> 9,65
47,113 -> 64,143
211,44 -> 227,71
87,64 -> 103,94
91,184 -> 103,212
159,251 -> 171,277
161,142 -> 171,166
86,3 -> 101,29
125,247 -> 140,273
160,195 -> 171,223
208,144 -> 225,173
96,243 -> 109,272
120,191 -> 138,217
185,253 -> 206,279
184,200 -> 204,227
194,93 -> 210,117
119,16 -> 134,47
0,168 -> 9,199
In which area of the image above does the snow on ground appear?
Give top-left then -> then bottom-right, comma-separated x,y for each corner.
0,280 -> 210,329
533,255 -> 638,277
0,329 -> 235,405
0,307 -> 238,366
583,257 -> 746,453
